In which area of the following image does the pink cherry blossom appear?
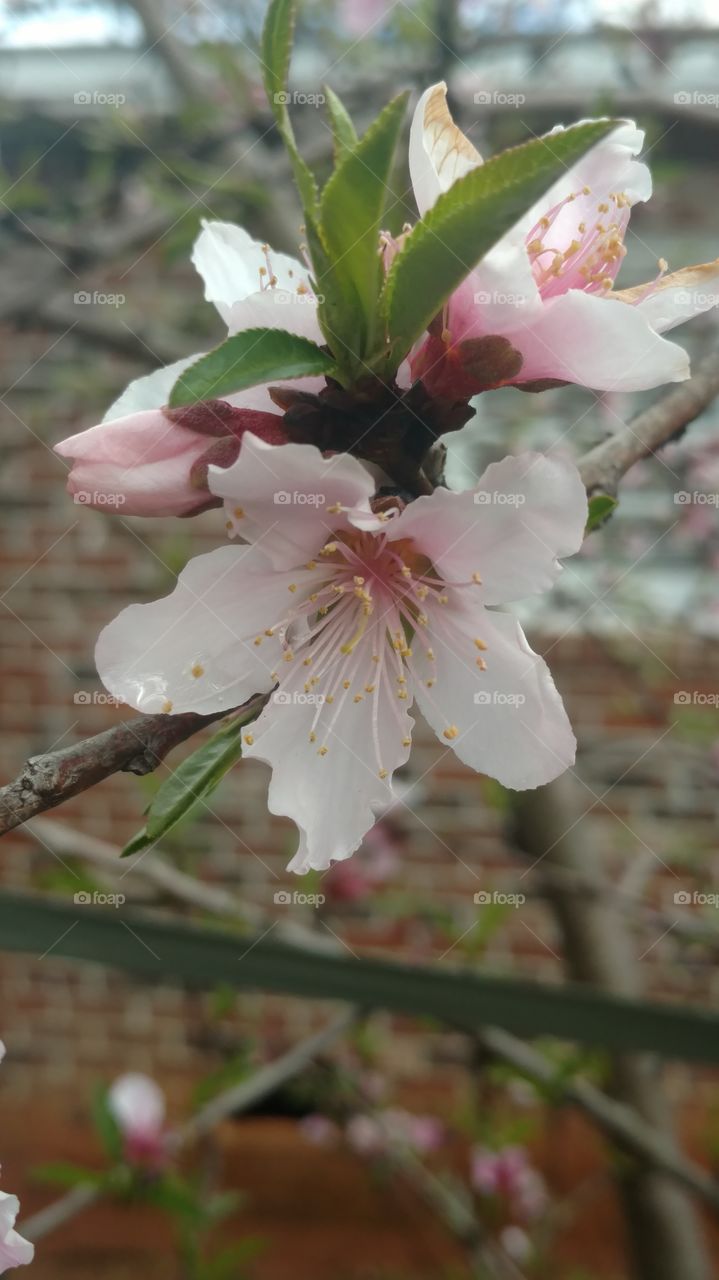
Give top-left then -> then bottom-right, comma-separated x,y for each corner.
95,436 -> 586,872
55,219 -> 324,516
0,1045 -> 33,1275
470,1144 -> 547,1222
408,83 -> 719,397
108,1073 -> 169,1171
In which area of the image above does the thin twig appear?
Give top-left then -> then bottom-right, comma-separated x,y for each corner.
579,349 -> 719,496
22,1010 -> 355,1243
0,697 -> 265,837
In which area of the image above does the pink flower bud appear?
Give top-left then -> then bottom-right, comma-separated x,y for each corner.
108,1073 -> 169,1172
56,401 -> 287,518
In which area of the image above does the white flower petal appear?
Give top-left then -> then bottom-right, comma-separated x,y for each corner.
413,607 -> 576,789
221,287 -> 323,342
108,1073 -> 165,1138
192,220 -> 311,325
96,544 -> 290,713
509,287 -> 690,390
245,625 -> 413,872
103,354 -> 205,422
408,82 -> 482,215
209,435 -> 378,569
0,1194 -> 33,1273
387,452 -> 587,605
612,258 -> 719,334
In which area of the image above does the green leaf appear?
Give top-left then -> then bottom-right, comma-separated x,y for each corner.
122,714 -> 254,856
5,892 -> 719,1063
34,1162 -> 102,1190
324,86 -> 358,164
168,329 -> 335,407
260,0 -> 317,211
380,119 -> 617,370
261,0 -> 294,116
92,1084 -> 123,1162
320,92 -> 409,358
586,492 -> 618,532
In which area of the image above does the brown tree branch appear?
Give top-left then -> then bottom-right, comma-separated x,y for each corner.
0,698 -> 265,837
579,348 -> 719,496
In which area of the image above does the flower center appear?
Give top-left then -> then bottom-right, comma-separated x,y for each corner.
526,187 -> 630,300
245,525 -> 486,777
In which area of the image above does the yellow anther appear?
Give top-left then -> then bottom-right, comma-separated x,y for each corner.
379,768 -> 388,779
472,573 -> 482,585
325,694 -> 334,704
343,680 -> 351,690
318,746 -> 328,757
265,628 -> 275,637
400,565 -> 412,578
161,699 -> 173,713
233,506 -> 244,519
365,684 -> 375,694
438,595 -> 449,605
191,663 -> 204,678
288,583 -> 297,593
372,654 -> 380,664
474,637 -> 487,651
397,690 -> 408,701
476,657 -> 487,671
254,636 -> 263,646
244,733 -> 254,746
443,725 -> 459,740
225,520 -> 233,531
426,678 -> 436,688
305,560 -> 317,570
283,650 -> 294,662
327,502 -> 343,515
309,731 -> 317,743
321,542 -> 338,555
426,648 -> 435,661
402,736 -> 411,747
353,575 -> 365,586
353,694 -> 363,703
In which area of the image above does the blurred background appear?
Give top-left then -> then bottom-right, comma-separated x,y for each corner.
1,0 -> 719,1277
